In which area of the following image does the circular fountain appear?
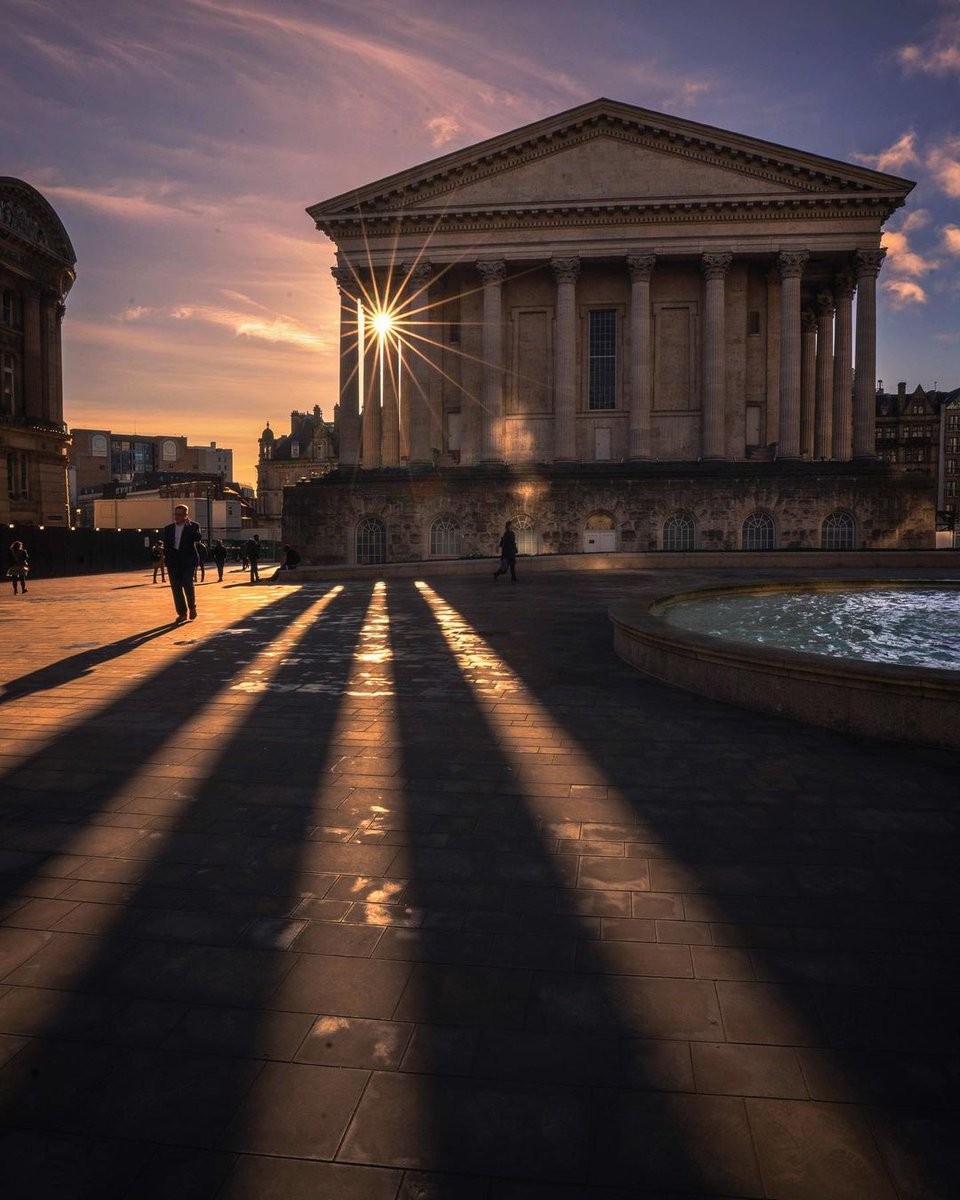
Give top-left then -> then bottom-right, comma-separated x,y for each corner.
610,581 -> 960,749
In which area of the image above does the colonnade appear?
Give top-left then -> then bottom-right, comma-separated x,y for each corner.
333,246 -> 886,469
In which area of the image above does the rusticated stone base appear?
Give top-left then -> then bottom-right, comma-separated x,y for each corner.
282,461 -> 934,566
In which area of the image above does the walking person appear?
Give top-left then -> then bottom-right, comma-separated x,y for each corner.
151,540 -> 166,584
211,539 -> 227,582
7,541 -> 29,595
194,539 -> 207,584
162,504 -> 203,623
493,520 -> 518,583
245,534 -> 261,583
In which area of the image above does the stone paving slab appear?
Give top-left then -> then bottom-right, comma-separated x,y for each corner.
0,564 -> 957,1198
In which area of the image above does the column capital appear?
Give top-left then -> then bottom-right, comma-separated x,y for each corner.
816,290 -> 835,318
550,257 -> 580,284
778,250 -> 809,280
626,253 -> 656,281
856,247 -> 886,278
833,270 -> 856,301
405,260 -> 434,287
701,252 -> 733,280
801,308 -> 817,333
330,266 -> 355,298
476,259 -> 506,285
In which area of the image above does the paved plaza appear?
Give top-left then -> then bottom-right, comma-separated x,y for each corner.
0,564 -> 957,1199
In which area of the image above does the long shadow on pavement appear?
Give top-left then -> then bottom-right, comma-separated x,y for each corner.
0,585 -> 377,1197
426,572 -> 960,1200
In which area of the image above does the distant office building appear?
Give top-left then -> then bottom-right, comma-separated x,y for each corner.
257,406 -> 337,539
939,393 -> 960,539
874,381 -> 955,473
1,178 -> 76,526
70,429 -> 234,495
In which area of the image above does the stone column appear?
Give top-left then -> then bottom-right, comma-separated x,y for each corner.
700,252 -> 732,461
331,267 -> 360,467
626,253 -> 656,459
23,284 -> 43,421
765,266 -> 781,447
477,259 -> 507,462
361,324 -> 381,470
380,328 -> 401,467
800,308 -> 817,458
777,250 -> 809,458
406,261 -> 434,466
831,270 -> 856,461
854,247 -> 886,460
551,257 -> 580,462
814,291 -> 835,460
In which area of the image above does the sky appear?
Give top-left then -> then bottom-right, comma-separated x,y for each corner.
3,0 -> 960,486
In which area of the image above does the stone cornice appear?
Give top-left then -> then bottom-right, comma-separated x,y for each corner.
318,193 -> 904,240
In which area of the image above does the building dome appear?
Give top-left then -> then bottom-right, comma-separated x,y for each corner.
259,422 -> 274,442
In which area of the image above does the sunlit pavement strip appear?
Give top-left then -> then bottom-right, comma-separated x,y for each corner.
0,566 -> 957,1198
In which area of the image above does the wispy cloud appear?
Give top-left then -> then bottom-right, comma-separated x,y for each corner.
926,135 -> 960,198
943,224 -> 960,254
884,279 -> 928,307
42,182 -> 222,222
902,208 -> 931,232
426,115 -> 462,149
171,303 -> 326,350
881,230 -> 939,276
853,130 -> 919,173
898,9 -> 960,76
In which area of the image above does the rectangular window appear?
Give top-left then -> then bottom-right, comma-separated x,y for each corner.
449,322 -> 461,344
1,353 -> 16,415
1,291 -> 20,328
747,311 -> 761,336
588,309 -> 617,411
6,451 -> 28,500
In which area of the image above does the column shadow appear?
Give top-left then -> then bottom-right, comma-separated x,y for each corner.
423,571 -> 960,1199
331,578 -> 765,1198
0,584 -> 375,1197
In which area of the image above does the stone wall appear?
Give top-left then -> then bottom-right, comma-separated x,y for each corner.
283,462 -> 934,565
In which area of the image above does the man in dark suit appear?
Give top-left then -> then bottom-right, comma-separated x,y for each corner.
162,504 -> 203,623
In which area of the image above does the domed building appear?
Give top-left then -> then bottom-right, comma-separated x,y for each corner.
1,178 -> 76,527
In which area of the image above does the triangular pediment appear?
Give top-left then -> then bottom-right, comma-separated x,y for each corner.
309,98 -> 914,224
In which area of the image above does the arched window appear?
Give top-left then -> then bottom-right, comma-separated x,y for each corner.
742,511 -> 775,551
662,511 -> 695,551
583,511 -> 617,553
356,515 -> 386,564
430,514 -> 462,558
584,511 -> 615,531
511,512 -> 537,556
821,511 -> 855,551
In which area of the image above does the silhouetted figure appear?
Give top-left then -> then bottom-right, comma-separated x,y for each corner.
493,520 -> 518,583
245,534 -> 261,583
194,539 -> 207,583
151,540 -> 166,583
211,539 -> 227,582
162,504 -> 203,622
281,544 -> 301,570
7,541 -> 29,594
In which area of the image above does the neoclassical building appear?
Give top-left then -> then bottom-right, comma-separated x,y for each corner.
256,406 -> 338,539
1,179 -> 76,527
287,99 -> 931,562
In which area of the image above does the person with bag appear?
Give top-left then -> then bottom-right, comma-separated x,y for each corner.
151,540 -> 166,583
493,520 -> 518,583
7,540 -> 29,595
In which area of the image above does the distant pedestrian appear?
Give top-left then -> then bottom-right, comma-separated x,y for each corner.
7,541 -> 29,594
151,540 -> 166,584
281,544 -> 301,570
162,504 -> 203,623
194,539 -> 207,583
245,534 -> 261,583
239,544 -> 248,570
493,520 -> 518,583
211,539 -> 227,582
